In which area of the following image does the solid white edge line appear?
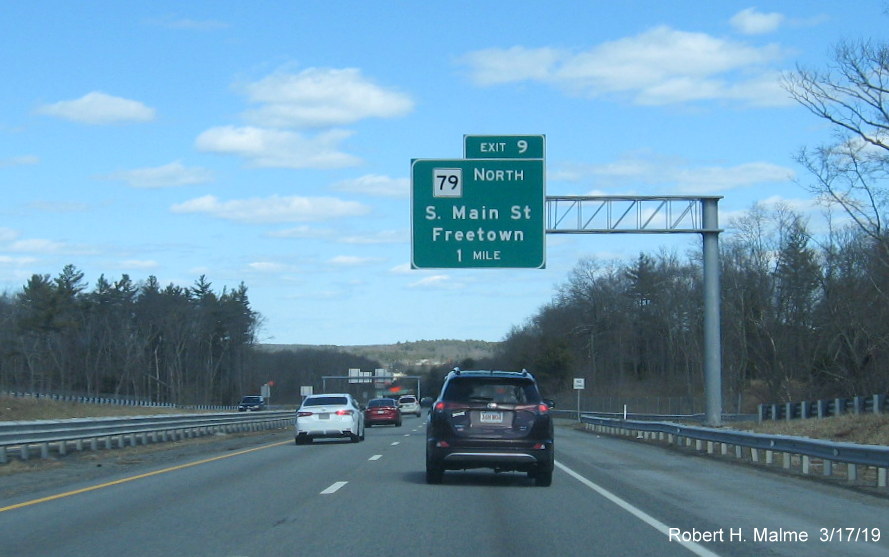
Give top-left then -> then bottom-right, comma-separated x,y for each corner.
555,461 -> 721,557
320,481 -> 348,495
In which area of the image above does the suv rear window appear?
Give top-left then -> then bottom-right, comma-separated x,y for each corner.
304,396 -> 348,406
441,378 -> 541,405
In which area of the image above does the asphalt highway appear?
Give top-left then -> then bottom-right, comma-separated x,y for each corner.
1,417 -> 887,557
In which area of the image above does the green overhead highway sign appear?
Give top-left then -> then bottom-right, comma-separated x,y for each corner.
411,158 -> 545,269
464,134 -> 545,159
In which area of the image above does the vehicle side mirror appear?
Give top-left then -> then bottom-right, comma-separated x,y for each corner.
544,399 -> 555,409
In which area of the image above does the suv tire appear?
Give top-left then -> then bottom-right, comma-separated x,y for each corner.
426,456 -> 444,484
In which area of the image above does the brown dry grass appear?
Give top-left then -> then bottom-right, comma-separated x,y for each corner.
731,413 -> 889,446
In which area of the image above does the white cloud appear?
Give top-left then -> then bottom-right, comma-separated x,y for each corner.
460,46 -> 565,86
0,155 -> 39,168
0,255 -> 39,266
340,229 -> 406,244
37,91 -> 155,124
248,261 -> 292,272
408,274 -> 464,290
673,162 -> 795,194
331,174 -> 409,197
10,238 -> 67,253
196,126 -> 361,168
241,67 -> 414,128
557,154 -> 794,194
460,26 -> 789,106
104,161 -> 214,188
171,194 -> 370,223
0,228 -> 21,243
267,225 -> 333,239
328,255 -> 382,266
121,259 -> 159,269
730,8 -> 785,35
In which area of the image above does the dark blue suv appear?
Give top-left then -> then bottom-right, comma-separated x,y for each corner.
425,369 -> 554,486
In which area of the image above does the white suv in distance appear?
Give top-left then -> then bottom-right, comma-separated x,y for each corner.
398,395 -> 422,417
295,393 -> 365,444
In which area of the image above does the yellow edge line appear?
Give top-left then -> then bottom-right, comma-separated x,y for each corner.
0,440 -> 291,513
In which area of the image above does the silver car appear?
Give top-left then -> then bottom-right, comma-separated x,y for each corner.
295,393 -> 365,444
398,395 -> 422,417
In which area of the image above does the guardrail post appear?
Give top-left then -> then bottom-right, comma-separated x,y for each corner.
824,460 -> 833,477
817,399 -> 827,418
879,468 -> 887,488
848,463 -> 858,482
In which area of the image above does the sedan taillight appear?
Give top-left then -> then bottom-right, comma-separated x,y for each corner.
297,411 -> 313,417
336,409 -> 354,416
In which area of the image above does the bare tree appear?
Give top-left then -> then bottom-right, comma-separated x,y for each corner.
784,39 -> 889,251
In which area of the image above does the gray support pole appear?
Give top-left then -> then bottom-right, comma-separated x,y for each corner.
702,198 -> 723,426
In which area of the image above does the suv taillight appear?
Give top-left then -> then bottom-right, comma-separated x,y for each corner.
433,401 -> 467,412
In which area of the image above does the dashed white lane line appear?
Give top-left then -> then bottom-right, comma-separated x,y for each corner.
320,481 -> 348,495
391,441 -> 400,446
369,455 -> 382,461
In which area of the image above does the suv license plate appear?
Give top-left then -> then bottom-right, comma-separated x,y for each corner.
480,411 -> 503,424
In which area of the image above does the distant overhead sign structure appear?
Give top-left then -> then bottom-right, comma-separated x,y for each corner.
411,134 -> 545,269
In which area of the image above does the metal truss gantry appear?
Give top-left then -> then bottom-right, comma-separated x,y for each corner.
544,195 -> 724,426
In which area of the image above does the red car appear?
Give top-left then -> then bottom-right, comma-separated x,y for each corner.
364,398 -> 402,427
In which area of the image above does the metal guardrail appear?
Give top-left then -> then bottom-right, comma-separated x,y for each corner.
2,390 -> 234,411
580,414 -> 889,490
0,411 -> 294,464
759,393 -> 888,421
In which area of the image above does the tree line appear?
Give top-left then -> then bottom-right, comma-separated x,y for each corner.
0,265 -> 261,405
491,206 -> 889,411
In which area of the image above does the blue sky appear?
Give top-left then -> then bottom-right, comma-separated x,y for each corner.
1,1 -> 885,346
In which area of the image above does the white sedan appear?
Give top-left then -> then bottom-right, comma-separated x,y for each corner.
295,393 -> 365,444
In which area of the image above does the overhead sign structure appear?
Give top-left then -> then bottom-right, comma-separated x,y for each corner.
411,158 -> 545,268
